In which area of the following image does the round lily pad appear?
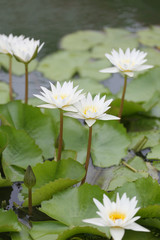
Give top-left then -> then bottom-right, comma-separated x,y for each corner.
60,30 -> 105,51
37,51 -> 90,81
138,26 -> 160,48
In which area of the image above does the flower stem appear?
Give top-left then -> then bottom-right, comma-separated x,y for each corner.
25,63 -> 28,104
57,109 -> 63,161
81,126 -> 92,185
9,56 -> 13,101
28,188 -> 32,216
118,74 -> 127,120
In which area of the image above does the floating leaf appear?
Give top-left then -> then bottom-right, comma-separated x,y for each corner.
114,177 -> 160,218
22,159 -> 85,206
140,47 -> 160,67
91,28 -> 138,59
123,230 -> 159,240
78,59 -> 111,81
129,129 -> 160,150
91,121 -> 130,167
57,226 -> 109,240
60,30 -> 105,51
0,126 -> 43,181
0,101 -> 55,159
40,184 -> 110,238
37,51 -> 90,81
147,144 -> 160,160
109,99 -> 145,116
0,82 -> 10,104
117,68 -> 160,103
73,78 -> 110,95
29,221 -> 68,240
0,209 -> 21,232
0,54 -> 38,75
138,26 -> 160,48
107,156 -> 148,191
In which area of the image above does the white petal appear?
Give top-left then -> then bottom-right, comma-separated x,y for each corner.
83,218 -> 107,227
124,222 -> 150,232
124,71 -> 134,77
37,104 -> 57,109
63,105 -> 77,112
135,65 -> 153,71
99,67 -> 119,73
110,227 -> 125,240
64,112 -> 81,119
98,114 -> 120,121
85,119 -> 96,127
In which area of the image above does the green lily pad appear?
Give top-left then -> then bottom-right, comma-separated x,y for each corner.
0,126 -> 43,181
40,183 -> 110,238
138,26 -> 160,48
0,82 -> 10,104
29,221 -> 68,240
0,101 -> 56,159
91,121 -> 130,167
22,159 -> 85,206
57,226 -> 109,240
147,144 -> 160,160
140,47 -> 160,67
118,68 -> 160,103
107,156 -> 148,191
73,78 -> 110,95
114,177 -> 160,218
60,30 -> 105,51
108,99 -> 145,117
91,28 -> 139,59
129,129 -> 160,150
78,59 -> 111,81
0,54 -> 38,75
0,209 -> 21,232
37,51 -> 90,81
123,230 -> 159,240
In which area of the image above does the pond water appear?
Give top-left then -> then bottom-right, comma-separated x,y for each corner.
0,0 -> 160,58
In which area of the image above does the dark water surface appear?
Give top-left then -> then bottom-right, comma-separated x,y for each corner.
0,0 -> 160,58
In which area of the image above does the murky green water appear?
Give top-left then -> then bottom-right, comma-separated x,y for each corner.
0,0 -> 160,58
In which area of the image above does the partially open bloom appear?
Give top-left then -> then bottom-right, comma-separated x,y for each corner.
34,81 -> 84,112
64,93 -> 119,127
100,48 -> 153,77
83,193 -> 149,240
0,33 -> 24,55
13,37 -> 44,63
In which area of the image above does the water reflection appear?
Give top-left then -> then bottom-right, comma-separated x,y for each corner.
0,0 -> 159,57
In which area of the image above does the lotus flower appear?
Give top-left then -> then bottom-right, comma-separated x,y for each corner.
34,81 -> 84,112
100,48 -> 153,77
13,37 -> 44,63
0,33 -> 24,55
83,193 -> 149,240
64,92 -> 119,127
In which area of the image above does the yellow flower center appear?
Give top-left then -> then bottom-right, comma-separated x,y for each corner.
83,106 -> 97,115
109,212 -> 126,222
54,94 -> 68,100
118,59 -> 135,72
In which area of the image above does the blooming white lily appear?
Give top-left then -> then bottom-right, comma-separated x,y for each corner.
13,37 -> 44,63
0,33 -> 24,55
34,81 -> 84,112
100,48 -> 153,77
83,193 -> 149,240
64,92 -> 119,127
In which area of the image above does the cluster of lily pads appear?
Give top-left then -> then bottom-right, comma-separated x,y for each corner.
1,26 -> 160,240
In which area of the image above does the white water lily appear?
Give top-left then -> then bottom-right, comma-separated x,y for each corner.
100,48 -> 153,77
0,33 -> 24,55
13,37 -> 44,63
34,81 -> 84,112
83,193 -> 149,240
64,92 -> 119,127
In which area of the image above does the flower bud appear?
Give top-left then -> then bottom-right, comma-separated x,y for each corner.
24,165 -> 36,189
